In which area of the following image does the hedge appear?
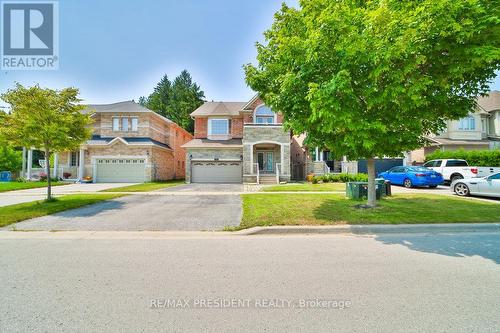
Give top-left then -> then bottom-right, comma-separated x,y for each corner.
425,149 -> 500,167
312,173 -> 369,183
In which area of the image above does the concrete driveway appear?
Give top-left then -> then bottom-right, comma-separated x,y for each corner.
0,183 -> 136,207
6,192 -> 242,231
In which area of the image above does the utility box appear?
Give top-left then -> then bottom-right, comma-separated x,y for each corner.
346,181 -> 385,200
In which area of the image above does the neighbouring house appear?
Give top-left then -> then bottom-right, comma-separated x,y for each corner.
21,101 -> 192,183
182,95 -> 303,184
408,91 -> 500,163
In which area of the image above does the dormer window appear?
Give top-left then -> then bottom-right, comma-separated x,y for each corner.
255,105 -> 275,124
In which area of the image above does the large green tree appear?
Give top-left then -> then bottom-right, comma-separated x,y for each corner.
245,0 -> 499,206
140,70 -> 205,133
0,142 -> 22,173
0,84 -> 93,200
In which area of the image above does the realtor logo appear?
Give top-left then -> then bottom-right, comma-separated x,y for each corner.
1,1 -> 58,70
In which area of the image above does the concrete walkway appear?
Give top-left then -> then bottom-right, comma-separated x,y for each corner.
0,183 -> 137,207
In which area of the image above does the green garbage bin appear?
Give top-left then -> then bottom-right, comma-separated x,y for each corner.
375,178 -> 387,196
346,182 -> 384,200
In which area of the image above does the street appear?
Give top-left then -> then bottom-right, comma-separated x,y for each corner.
1,231 -> 499,332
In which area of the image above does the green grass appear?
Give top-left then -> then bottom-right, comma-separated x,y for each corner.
239,194 -> 500,229
101,180 -> 185,192
0,194 -> 124,228
263,182 -> 346,192
0,181 -> 69,193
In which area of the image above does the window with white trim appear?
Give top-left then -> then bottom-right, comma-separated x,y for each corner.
209,119 -> 230,135
112,117 -> 120,131
122,118 -> 129,132
458,116 -> 475,131
255,105 -> 275,124
131,117 -> 138,131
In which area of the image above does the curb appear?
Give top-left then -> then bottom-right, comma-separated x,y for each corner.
236,223 -> 500,235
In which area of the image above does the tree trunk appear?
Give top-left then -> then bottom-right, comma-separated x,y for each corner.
44,147 -> 51,201
366,158 -> 377,207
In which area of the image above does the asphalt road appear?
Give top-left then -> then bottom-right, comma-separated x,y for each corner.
6,194 -> 241,231
1,232 -> 499,332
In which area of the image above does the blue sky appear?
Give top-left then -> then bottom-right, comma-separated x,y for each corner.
0,0 -> 498,105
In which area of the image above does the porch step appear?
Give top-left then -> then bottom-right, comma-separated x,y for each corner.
259,175 -> 278,185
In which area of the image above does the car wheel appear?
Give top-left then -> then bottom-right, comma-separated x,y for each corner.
403,179 -> 413,188
454,183 -> 470,196
451,174 -> 464,183
429,185 -> 438,188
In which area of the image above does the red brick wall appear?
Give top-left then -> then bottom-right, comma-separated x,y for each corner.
231,117 -> 243,138
171,123 -> 193,179
194,118 -> 207,138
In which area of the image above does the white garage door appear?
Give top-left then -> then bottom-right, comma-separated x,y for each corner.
95,158 -> 146,183
191,161 -> 242,183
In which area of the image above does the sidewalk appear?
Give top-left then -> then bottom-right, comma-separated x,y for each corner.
0,183 -> 136,207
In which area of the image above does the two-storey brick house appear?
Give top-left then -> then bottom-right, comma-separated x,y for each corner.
41,101 -> 192,182
182,95 -> 293,184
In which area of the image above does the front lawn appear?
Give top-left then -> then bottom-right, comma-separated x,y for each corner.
101,180 -> 185,192
263,182 -> 346,192
0,194 -> 124,228
239,194 -> 500,229
0,181 -> 69,193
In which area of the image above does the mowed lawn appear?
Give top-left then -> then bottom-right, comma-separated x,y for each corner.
0,181 -> 68,193
101,180 -> 185,192
263,183 -> 346,192
240,194 -> 500,229
0,194 -> 124,228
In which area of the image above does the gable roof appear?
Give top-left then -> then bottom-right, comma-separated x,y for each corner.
477,91 -> 500,113
190,101 -> 247,117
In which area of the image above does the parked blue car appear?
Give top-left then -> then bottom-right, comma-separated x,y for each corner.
378,166 -> 444,188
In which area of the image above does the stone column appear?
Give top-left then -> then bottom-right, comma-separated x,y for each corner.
53,153 -> 59,178
315,147 -> 319,162
27,149 -> 33,180
320,150 -> 324,162
78,148 -> 85,180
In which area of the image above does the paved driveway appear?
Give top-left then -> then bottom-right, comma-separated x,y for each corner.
6,193 -> 242,231
162,183 -> 244,193
0,183 -> 136,207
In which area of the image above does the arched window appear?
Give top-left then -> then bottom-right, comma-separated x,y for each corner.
254,105 -> 275,124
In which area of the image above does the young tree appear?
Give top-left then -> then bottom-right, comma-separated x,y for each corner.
245,0 -> 499,207
0,142 -> 22,173
0,84 -> 93,200
140,70 -> 205,133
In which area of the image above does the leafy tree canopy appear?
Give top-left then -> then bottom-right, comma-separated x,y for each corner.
245,0 -> 500,159
0,84 -> 93,199
140,70 -> 205,133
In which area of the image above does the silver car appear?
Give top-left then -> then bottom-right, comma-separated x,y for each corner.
452,173 -> 500,198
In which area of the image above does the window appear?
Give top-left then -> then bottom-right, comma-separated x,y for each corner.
122,118 -> 129,132
458,116 -> 475,131
481,119 -> 488,134
255,105 -> 275,124
445,160 -> 468,167
390,167 -> 405,173
488,173 -> 500,180
131,118 -> 138,131
209,119 -> 230,135
112,118 -> 120,131
423,160 -> 441,168
70,151 -> 79,166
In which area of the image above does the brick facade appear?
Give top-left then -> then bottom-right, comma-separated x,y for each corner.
194,118 -> 208,138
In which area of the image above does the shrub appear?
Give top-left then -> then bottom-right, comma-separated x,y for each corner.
321,173 -> 368,183
311,176 -> 320,184
425,149 -> 500,167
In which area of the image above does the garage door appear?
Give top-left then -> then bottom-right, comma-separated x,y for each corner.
191,161 -> 242,183
95,158 -> 146,183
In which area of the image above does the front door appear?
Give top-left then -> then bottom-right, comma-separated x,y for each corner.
257,152 -> 274,173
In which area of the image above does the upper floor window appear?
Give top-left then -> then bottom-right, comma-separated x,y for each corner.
458,115 -> 475,131
255,105 -> 275,124
112,117 -> 120,131
131,117 -> 138,131
113,117 -> 138,132
209,119 -> 230,135
122,118 -> 129,132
